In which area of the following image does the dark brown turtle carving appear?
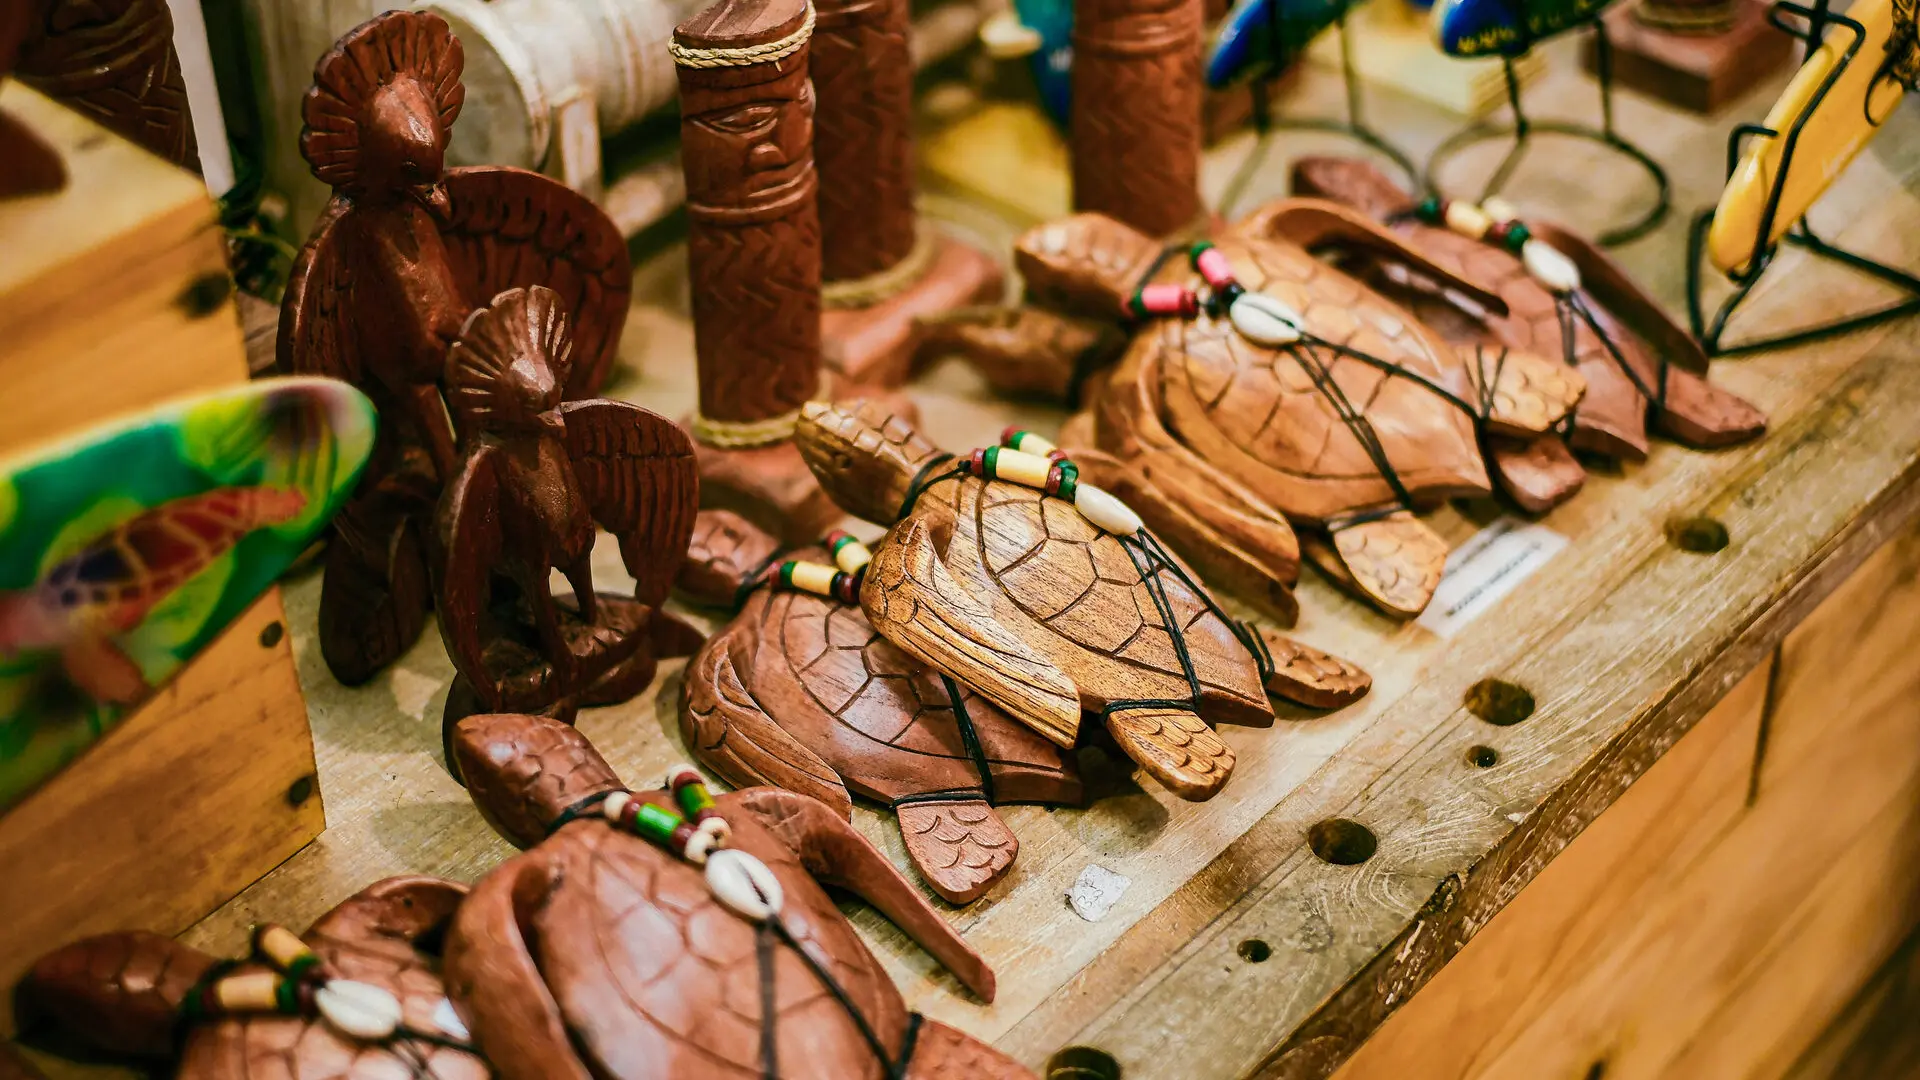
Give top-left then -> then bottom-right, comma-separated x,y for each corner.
922,201 -> 1589,618
442,712 -> 1035,1080
793,400 -> 1370,804
18,877 -> 487,1080
677,508 -> 1085,904
1291,155 -> 1766,512
280,10 -> 632,686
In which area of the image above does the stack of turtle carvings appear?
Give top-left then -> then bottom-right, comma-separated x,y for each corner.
924,199 -> 1589,618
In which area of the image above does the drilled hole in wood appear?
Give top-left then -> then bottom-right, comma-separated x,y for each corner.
1465,679 -> 1535,726
1468,745 -> 1500,768
286,774 -> 315,807
1585,1061 -> 1607,1080
259,621 -> 285,649
1665,515 -> 1730,553
1237,939 -> 1272,963
1047,1046 -> 1122,1080
1308,819 -> 1377,865
176,272 -> 232,318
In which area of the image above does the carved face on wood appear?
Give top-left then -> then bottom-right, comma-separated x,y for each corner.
681,68 -> 816,217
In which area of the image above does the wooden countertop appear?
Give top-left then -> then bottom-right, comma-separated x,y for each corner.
20,32 -> 1920,1080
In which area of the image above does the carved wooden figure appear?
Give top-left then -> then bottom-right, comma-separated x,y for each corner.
18,877 -> 488,1080
673,0 -> 844,543
923,204 -> 1587,618
1071,0 -> 1205,237
811,0 -> 1004,386
677,509 -> 1084,903
0,0 -> 64,199
443,712 -> 1036,1079
14,0 -> 197,169
1292,156 -> 1765,512
434,287 -> 703,740
794,400 -> 1370,803
281,9 -> 632,686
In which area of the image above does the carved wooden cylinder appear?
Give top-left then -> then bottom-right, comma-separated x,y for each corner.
1632,0 -> 1739,31
811,0 -> 918,285
674,0 -> 822,433
1070,0 -> 1203,238
428,0 -> 698,170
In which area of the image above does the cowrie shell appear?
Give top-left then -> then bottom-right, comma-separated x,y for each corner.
1523,239 -> 1581,294
706,848 -> 784,920
1075,484 -> 1144,536
316,980 -> 404,1041
431,997 -> 470,1041
1228,293 -> 1304,346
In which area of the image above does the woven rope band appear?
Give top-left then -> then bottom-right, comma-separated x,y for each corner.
670,4 -> 815,68
690,373 -> 826,448
822,222 -> 937,309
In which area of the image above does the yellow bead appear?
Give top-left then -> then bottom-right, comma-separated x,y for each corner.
992,449 -> 1054,489
253,925 -> 312,973
215,971 -> 283,1013
832,538 -> 873,575
1444,200 -> 1493,240
786,561 -> 841,597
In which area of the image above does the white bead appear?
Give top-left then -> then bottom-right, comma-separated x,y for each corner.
316,980 -> 404,1042
696,816 -> 732,847
1037,224 -> 1070,255
1482,196 -> 1521,222
706,848 -> 784,920
1522,239 -> 1582,294
431,997 -> 470,1041
1444,200 -> 1494,239
601,791 -> 632,822
684,828 -> 718,865
1228,292 -> 1303,347
1074,484 -> 1144,536
978,11 -> 1043,58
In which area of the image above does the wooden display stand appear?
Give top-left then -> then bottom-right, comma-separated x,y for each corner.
1587,0 -> 1797,114
0,82 -> 322,1027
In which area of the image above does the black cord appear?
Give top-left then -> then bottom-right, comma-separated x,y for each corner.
544,789 -> 621,836
896,455 -> 960,522
943,674 -> 997,805
756,917 -> 923,1079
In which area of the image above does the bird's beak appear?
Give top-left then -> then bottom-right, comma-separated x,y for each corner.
415,183 -> 452,222
540,411 -> 566,437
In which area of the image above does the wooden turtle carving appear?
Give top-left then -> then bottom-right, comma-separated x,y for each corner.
281,9 -> 632,687
442,712 -> 1035,1080
18,877 -> 487,1080
923,201 -> 1589,617
1291,156 -> 1766,513
677,508 -> 1085,904
792,399 -> 1370,803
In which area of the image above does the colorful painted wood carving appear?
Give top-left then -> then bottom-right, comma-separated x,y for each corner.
924,204 -> 1586,618
281,9 -> 632,687
1207,0 -> 1349,86
434,287 -> 703,735
1707,0 -> 1909,272
792,400 -> 1370,803
19,876 -> 487,1078
678,509 -> 1085,904
0,378 -> 372,811
1432,0 -> 1616,56
1294,156 -> 1765,512
443,712 -> 1034,1079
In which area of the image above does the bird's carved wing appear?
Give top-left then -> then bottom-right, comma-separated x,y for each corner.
560,400 -> 698,608
278,199 -> 360,384
862,517 -> 1084,747
434,446 -> 506,708
439,167 -> 631,398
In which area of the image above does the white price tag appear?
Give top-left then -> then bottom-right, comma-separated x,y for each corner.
1416,519 -> 1568,638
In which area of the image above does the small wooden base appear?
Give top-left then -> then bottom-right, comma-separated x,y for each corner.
822,233 -> 1005,387
1587,0 -> 1796,114
692,437 -> 845,546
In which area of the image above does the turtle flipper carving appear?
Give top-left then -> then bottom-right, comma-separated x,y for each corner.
1450,343 -> 1587,438
1107,707 -> 1235,801
1654,365 -> 1769,448
1490,437 -> 1587,515
897,800 -> 1019,905
864,515 -> 1086,748
1235,197 -> 1510,318
1325,512 -> 1450,619
916,305 -> 1124,402
1251,627 -> 1372,708
682,635 -> 857,818
442,855 -> 592,1080
22,931 -> 211,1059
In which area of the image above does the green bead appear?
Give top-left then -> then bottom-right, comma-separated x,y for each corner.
1416,196 -> 1442,223
633,802 -> 685,844
676,780 -> 716,819
982,445 -> 1001,478
274,976 -> 301,1015
1187,240 -> 1216,269
285,954 -> 319,983
1505,222 -> 1531,251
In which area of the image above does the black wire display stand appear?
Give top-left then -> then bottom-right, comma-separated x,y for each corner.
1685,0 -> 1920,357
1422,11 -> 1672,246
1217,8 -> 1423,218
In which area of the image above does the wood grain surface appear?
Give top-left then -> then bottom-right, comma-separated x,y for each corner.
18,38 -> 1920,1080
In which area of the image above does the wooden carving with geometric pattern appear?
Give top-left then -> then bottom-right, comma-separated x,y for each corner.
281,10 -> 631,686
18,877 -> 488,1080
677,509 -> 1084,903
1292,156 -> 1765,514
794,399 -> 1370,803
1070,0 -> 1204,237
442,712 -> 1035,1079
14,0 -> 196,170
433,287 -> 704,741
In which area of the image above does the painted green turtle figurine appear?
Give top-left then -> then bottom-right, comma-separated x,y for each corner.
793,399 -> 1370,803
677,508 -> 1085,904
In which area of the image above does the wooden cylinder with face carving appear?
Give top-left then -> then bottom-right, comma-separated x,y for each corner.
811,0 -> 917,284
1069,0 -> 1203,238
673,0 -> 822,431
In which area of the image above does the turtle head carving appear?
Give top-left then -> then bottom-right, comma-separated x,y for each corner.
300,10 -> 464,204
796,399 -> 946,525
22,931 -> 215,1059
445,286 -> 572,439
1014,213 -> 1160,322
678,509 -> 783,607
451,713 -> 623,848
1288,156 -> 1416,220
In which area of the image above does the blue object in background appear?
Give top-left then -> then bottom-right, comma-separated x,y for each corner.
1431,0 -> 1617,57
1015,0 -> 1076,125
1207,0 -> 1349,88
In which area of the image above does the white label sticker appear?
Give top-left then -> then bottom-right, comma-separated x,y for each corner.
1415,519 -> 1568,638
1066,864 -> 1131,922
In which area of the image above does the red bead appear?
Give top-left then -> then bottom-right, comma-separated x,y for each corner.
1138,283 -> 1199,318
968,447 -> 987,477
1194,247 -> 1235,290
670,821 -> 697,852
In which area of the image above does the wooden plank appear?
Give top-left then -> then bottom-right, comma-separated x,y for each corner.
1784,924 -> 1920,1080
0,589 -> 322,1037
1325,525 -> 1920,1079
0,84 -> 244,459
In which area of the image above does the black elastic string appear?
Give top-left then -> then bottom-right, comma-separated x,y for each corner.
1563,290 -> 1668,412
1284,338 -> 1417,511
942,674 -> 996,805
545,789 -> 621,836
757,922 -> 781,1079
896,454 -> 960,522
758,917 -> 922,1080
733,545 -> 793,610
